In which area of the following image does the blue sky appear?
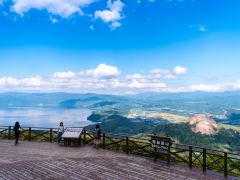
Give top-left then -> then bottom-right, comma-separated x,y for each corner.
0,0 -> 240,94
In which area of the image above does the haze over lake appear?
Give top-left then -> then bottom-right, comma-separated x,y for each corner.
0,107 -> 93,127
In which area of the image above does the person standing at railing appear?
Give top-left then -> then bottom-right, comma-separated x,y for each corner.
93,124 -> 101,149
13,121 -> 22,145
57,122 -> 65,144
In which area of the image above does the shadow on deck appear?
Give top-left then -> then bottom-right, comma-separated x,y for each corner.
0,140 -> 233,180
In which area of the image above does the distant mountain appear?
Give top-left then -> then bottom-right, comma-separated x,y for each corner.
59,94 -> 133,109
0,92 -> 81,107
0,92 -> 132,108
131,91 -> 240,100
1,91 -> 240,127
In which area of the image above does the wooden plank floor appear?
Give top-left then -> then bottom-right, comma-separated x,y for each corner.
0,140 -> 234,180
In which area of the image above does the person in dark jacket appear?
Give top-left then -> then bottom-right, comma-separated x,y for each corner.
13,122 -> 22,145
57,122 -> 65,144
93,124 -> 101,149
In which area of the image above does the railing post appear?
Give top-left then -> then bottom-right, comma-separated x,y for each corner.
78,133 -> 82,146
203,148 -> 206,172
83,129 -> 86,145
102,133 -> 105,149
28,127 -> 31,141
126,136 -> 129,155
8,126 -> 11,140
50,128 -> 53,143
224,152 -> 228,177
189,146 -> 193,168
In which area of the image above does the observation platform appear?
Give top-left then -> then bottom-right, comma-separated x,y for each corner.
0,140 -> 231,180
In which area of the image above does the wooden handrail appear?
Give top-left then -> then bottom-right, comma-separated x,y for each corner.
0,125 -> 240,178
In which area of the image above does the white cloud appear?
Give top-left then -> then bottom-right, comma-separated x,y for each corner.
190,24 -> 208,32
128,80 -> 167,89
234,80 -> 240,89
54,71 -> 76,78
2,0 -> 126,29
150,69 -> 176,79
0,76 -> 43,91
150,66 -> 187,79
110,21 -> 121,30
199,24 -> 207,32
124,66 -> 188,92
188,83 -> 232,92
94,0 -> 124,29
126,72 -> 167,90
50,16 -> 58,24
20,76 -> 43,87
1,64 -> 124,93
126,73 -> 143,80
0,77 -> 19,86
83,64 -> 120,78
173,66 -> 187,75
0,64 -> 239,94
89,25 -> 94,31
164,80 -> 240,93
11,0 -> 96,18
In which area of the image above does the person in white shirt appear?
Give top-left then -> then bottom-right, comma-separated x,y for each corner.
57,122 -> 64,144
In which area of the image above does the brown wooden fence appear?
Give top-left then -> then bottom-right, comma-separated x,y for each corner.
0,126 -> 240,178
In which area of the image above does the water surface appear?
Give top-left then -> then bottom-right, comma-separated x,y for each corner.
0,107 -> 93,128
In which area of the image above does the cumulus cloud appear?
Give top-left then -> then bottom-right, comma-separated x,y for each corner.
54,71 -> 76,79
174,66 -> 187,75
82,64 -> 120,78
150,66 -> 187,79
2,0 -> 126,29
126,73 -> 143,80
20,76 -> 43,87
150,69 -> 176,79
110,21 -> 121,30
0,76 -> 43,91
126,72 -> 168,90
89,25 -> 94,31
128,80 -> 166,89
11,0 -> 96,17
0,77 -> 19,86
0,64 -> 238,94
94,0 -> 124,29
50,65 -> 186,93
233,80 -> 240,89
199,24 -> 207,32
165,82 -> 237,93
190,24 -> 208,32
188,83 -> 232,92
45,64 -> 122,93
49,16 -> 58,24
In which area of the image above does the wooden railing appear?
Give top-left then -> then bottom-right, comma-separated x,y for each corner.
0,126 -> 58,142
0,126 -> 240,178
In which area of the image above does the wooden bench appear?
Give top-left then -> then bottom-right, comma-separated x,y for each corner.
150,135 -> 173,163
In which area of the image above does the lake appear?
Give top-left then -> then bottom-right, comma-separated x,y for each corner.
0,107 -> 94,128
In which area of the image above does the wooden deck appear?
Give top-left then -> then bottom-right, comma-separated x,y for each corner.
0,140 -> 234,180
